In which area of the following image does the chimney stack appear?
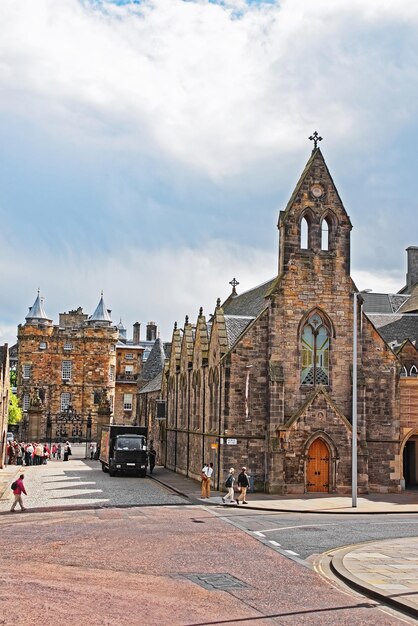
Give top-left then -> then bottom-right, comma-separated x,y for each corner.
406,246 -> 418,293
133,322 -> 141,345
146,321 -> 157,342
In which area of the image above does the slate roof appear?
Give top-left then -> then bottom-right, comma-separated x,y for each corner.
361,292 -> 410,314
26,292 -> 50,322
222,278 -> 275,317
89,294 -> 112,323
398,284 -> 418,313
224,315 -> 255,347
138,338 -> 167,382
139,372 -> 163,394
367,313 -> 418,348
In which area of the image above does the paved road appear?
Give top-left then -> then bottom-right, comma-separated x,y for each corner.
0,505 -> 410,625
216,509 -> 418,561
0,456 -> 186,511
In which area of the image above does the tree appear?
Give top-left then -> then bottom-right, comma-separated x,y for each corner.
8,393 -> 22,425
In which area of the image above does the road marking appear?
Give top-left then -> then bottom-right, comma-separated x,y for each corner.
259,523 -> 337,533
269,540 -> 281,547
285,549 -> 299,556
253,531 -> 266,537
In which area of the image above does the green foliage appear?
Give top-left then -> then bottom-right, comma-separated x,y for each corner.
8,393 -> 22,425
9,368 -> 17,387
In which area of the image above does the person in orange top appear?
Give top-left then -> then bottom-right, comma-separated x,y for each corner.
10,474 -> 27,512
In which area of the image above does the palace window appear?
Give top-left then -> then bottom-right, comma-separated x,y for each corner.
23,364 -> 31,379
124,393 -> 133,411
109,365 -> 115,381
64,342 -> 72,351
125,365 -> 134,374
39,341 -> 47,350
125,353 -> 134,360
60,392 -> 71,411
23,394 -> 30,411
301,312 -> 330,385
62,360 -> 72,381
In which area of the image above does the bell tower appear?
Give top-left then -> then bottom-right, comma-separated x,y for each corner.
278,137 -> 352,279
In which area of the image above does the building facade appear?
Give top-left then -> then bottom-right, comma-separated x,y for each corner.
0,344 -> 10,468
162,147 -> 417,494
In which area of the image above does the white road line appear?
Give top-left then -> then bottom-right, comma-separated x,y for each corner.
269,540 -> 281,547
285,550 -> 299,556
253,531 -> 266,537
260,523 -> 337,533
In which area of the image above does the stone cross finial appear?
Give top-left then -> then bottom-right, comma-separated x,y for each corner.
309,131 -> 323,150
229,277 -> 239,294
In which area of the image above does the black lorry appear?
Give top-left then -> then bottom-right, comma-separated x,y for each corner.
99,425 -> 148,477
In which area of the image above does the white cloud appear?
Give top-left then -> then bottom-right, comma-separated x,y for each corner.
1,0 -> 418,179
0,238 -> 276,345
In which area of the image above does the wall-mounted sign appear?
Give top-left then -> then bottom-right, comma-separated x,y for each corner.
226,438 -> 237,445
211,443 -> 218,450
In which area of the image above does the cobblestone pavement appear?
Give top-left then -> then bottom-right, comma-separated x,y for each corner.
331,537 -> 418,618
0,506 -> 410,625
0,456 -> 186,512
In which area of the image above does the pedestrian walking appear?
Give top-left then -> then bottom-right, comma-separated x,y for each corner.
56,443 -> 62,460
148,443 -> 156,474
10,474 -> 27,512
237,467 -> 250,505
89,442 -> 95,460
201,462 -> 214,498
222,468 -> 236,504
51,444 -> 57,459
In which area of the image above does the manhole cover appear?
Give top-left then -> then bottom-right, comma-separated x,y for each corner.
183,573 -> 248,591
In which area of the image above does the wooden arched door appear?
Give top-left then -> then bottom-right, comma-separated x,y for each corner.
306,438 -> 330,493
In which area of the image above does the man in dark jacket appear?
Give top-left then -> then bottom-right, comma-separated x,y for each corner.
237,467 -> 250,505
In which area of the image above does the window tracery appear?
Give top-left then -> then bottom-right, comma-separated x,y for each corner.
301,312 -> 330,385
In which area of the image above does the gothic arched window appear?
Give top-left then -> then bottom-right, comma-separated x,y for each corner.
300,217 -> 309,249
321,219 -> 329,250
301,312 -> 330,385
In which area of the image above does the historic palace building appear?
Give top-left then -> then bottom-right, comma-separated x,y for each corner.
17,292 -> 159,441
159,145 -> 418,494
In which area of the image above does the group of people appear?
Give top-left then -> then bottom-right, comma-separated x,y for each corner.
201,463 -> 251,505
6,441 -> 73,466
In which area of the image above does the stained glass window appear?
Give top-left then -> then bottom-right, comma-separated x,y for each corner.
301,313 -> 330,385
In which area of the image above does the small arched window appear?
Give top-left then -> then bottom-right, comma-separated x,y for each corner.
300,217 -> 309,249
401,366 -> 408,377
411,365 -> 418,377
301,312 -> 330,385
321,219 -> 329,250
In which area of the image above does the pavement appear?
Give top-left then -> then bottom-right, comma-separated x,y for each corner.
3,458 -> 418,620
150,467 -> 418,621
0,504 -> 408,625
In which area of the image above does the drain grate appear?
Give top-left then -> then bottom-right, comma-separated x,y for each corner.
183,573 -> 248,591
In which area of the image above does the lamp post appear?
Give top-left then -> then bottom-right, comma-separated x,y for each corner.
46,411 -> 52,449
352,289 -> 372,508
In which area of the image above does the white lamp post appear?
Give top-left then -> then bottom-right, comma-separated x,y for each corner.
352,289 -> 372,508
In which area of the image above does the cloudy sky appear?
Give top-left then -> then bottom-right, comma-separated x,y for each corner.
0,0 -> 417,345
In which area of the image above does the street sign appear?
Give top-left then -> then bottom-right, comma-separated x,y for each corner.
226,438 -> 237,445
211,443 -> 218,449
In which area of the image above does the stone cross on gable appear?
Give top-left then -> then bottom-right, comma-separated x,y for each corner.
229,277 -> 239,294
309,131 -> 323,150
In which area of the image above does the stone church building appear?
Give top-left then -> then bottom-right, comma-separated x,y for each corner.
161,146 -> 418,494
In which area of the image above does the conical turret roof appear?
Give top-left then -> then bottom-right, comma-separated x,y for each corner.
89,292 -> 112,324
25,290 -> 51,323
